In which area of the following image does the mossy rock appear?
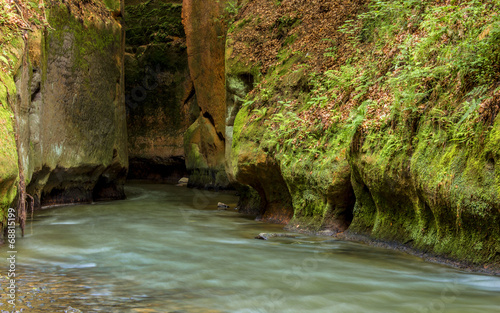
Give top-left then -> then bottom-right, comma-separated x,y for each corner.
0,32 -> 23,223
20,0 -> 128,206
226,0 -> 500,268
184,115 -> 229,189
0,76 -> 19,221
125,0 -> 184,46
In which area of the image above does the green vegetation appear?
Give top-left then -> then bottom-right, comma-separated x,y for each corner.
339,1 -> 500,263
229,0 -> 500,265
0,71 -> 19,223
0,0 -> 50,226
218,0 -> 242,28
0,0 -> 48,76
125,0 -> 184,46
102,0 -> 121,11
48,3 -> 121,73
0,0 -> 123,227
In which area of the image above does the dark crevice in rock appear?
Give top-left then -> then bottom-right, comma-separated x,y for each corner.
202,111 -> 216,128
324,183 -> 356,233
216,131 -> 225,142
201,111 -> 225,141
41,187 -> 93,208
124,0 -> 193,184
416,193 -> 437,236
27,164 -> 127,208
30,69 -> 41,102
93,171 -> 127,202
238,73 -> 254,90
184,84 -> 196,106
235,185 -> 262,216
128,157 -> 187,183
239,160 -> 294,224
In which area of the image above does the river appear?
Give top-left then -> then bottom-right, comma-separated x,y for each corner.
1,183 -> 499,312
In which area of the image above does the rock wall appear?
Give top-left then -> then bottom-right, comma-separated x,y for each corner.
181,0 -> 230,189
125,0 -> 196,183
226,0 -> 500,269
16,0 -> 128,207
0,35 -> 23,222
227,0 -> 364,227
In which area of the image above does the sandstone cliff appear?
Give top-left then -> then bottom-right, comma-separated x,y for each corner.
226,0 -> 500,268
0,0 -> 128,229
2,0 -> 499,271
24,0 -> 128,207
181,0 -> 230,189
125,0 -> 197,183
0,29 -> 22,221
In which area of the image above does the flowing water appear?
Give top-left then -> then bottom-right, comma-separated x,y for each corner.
1,183 -> 499,312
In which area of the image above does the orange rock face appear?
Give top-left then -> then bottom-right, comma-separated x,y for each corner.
181,0 -> 229,188
182,0 -> 227,136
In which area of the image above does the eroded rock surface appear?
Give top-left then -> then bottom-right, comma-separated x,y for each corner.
181,0 -> 230,189
125,0 -> 196,183
15,0 -> 128,207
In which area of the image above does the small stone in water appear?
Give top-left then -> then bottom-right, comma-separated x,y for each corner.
255,233 -> 268,240
176,177 -> 189,187
217,202 -> 230,209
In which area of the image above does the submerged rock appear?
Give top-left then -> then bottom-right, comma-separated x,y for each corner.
176,177 -> 189,187
255,233 -> 299,240
217,202 -> 230,209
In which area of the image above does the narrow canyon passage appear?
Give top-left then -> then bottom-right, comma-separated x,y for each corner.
2,1 -> 500,311
1,184 -> 499,312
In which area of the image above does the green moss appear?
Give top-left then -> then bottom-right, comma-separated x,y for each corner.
225,38 -> 262,84
0,106 -> 18,175
187,167 -> 229,190
186,143 -> 209,169
47,4 -> 120,73
348,95 -> 500,263
0,104 -> 19,214
103,0 -> 121,11
228,0 -> 500,265
0,23 -> 22,223
229,14 -> 254,33
0,63 -> 20,225
125,1 -> 184,46
37,1 -> 127,171
232,104 -> 249,146
335,0 -> 500,264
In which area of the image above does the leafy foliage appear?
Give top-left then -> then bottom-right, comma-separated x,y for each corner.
0,0 -> 49,75
230,0 -> 500,258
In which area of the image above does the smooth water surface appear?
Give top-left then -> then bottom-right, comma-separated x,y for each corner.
1,184 -> 499,312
